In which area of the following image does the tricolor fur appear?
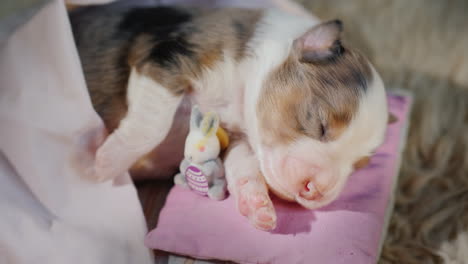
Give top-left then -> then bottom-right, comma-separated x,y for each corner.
70,5 -> 388,230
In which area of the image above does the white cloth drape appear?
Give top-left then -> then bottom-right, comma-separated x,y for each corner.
0,1 -> 153,263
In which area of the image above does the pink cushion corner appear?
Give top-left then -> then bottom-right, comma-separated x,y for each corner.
145,93 -> 412,264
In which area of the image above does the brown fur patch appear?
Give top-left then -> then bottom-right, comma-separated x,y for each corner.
257,44 -> 372,146
353,156 -> 370,170
70,8 -> 133,131
128,8 -> 262,96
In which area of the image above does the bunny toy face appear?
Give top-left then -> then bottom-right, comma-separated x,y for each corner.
184,106 -> 221,165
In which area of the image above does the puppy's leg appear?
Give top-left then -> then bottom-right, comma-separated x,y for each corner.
224,141 -> 277,231
94,68 -> 182,182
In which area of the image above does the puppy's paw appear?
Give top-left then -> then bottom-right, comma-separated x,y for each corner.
94,137 -> 130,182
94,146 -> 119,182
236,177 -> 276,231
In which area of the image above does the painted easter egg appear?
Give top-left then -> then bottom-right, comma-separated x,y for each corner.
185,165 -> 209,196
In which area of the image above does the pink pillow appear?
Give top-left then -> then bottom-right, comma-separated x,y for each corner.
145,92 -> 412,264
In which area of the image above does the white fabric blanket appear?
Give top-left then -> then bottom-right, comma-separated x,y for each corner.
0,1 -> 152,263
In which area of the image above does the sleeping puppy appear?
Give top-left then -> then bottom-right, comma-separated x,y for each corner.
70,5 -> 388,231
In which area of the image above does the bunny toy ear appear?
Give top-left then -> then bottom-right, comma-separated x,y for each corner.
190,105 -> 204,131
200,112 -> 220,137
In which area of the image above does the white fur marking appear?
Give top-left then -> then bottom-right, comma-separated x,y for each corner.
94,68 -> 181,181
118,68 -> 181,149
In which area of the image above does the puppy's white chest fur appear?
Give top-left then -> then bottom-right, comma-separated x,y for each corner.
189,52 -> 246,133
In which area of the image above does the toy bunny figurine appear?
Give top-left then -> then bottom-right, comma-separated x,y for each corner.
174,105 -> 228,200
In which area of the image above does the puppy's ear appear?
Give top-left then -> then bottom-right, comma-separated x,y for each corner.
294,20 -> 344,63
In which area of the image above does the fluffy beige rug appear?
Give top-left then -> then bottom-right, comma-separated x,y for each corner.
295,0 -> 468,263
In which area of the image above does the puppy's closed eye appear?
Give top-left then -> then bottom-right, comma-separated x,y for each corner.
297,108 -> 327,141
298,120 -> 328,141
319,123 -> 327,139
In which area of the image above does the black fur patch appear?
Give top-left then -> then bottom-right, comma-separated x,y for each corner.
119,7 -> 192,33
118,7 -> 197,67
232,20 -> 247,40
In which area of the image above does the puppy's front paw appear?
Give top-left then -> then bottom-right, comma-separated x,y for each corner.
94,146 -> 119,182
236,177 -> 276,231
94,136 -> 131,182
